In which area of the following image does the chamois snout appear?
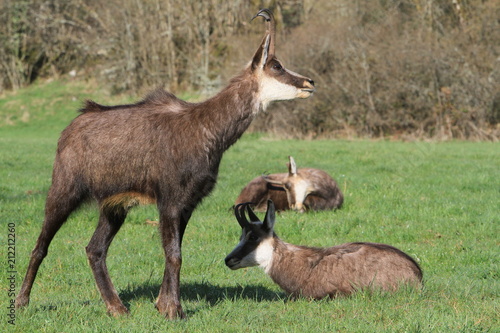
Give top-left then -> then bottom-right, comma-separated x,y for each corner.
224,256 -> 240,270
224,256 -> 235,268
303,78 -> 315,91
303,78 -> 314,87
296,77 -> 315,99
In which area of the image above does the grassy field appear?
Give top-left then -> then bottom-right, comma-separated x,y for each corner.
1,80 -> 498,332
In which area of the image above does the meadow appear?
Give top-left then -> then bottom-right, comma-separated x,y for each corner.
1,80 -> 498,332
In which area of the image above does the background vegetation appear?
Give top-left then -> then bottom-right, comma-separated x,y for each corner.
1,0 -> 499,140
0,81 -> 498,332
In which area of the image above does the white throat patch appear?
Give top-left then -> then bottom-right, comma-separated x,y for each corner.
258,76 -> 300,110
253,238 -> 275,273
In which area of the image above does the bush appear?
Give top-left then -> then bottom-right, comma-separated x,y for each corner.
251,0 -> 500,140
1,0 -> 498,140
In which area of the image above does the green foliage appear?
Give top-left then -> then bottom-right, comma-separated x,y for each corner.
0,81 -> 498,332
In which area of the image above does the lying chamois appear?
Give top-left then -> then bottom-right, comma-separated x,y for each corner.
235,156 -> 343,212
225,201 -> 422,299
16,9 -> 315,319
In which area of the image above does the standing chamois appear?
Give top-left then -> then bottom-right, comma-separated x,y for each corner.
16,9 -> 315,319
235,156 -> 343,212
225,201 -> 422,299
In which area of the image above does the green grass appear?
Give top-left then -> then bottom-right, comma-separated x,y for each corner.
1,80 -> 499,332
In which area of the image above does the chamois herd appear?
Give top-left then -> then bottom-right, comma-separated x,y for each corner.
16,9 -> 422,320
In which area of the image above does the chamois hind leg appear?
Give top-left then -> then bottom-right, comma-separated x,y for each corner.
16,180 -> 85,308
86,206 -> 128,316
155,206 -> 192,319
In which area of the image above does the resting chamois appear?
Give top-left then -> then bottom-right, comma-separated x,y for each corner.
16,9 -> 315,319
235,156 -> 343,212
225,201 -> 422,299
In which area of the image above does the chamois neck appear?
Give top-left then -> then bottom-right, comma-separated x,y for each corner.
266,238 -> 312,293
273,238 -> 305,260
265,238 -> 297,271
197,70 -> 261,152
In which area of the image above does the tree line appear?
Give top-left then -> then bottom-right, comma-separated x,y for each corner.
1,0 -> 498,140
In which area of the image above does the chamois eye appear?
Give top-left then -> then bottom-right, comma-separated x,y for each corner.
248,233 -> 259,242
272,63 -> 283,71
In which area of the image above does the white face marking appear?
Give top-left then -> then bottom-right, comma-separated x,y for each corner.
236,237 -> 274,272
258,76 -> 302,110
286,177 -> 311,211
253,238 -> 274,272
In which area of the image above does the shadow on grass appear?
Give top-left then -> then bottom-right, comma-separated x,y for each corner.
119,280 -> 282,307
29,281 -> 282,315
120,282 -> 286,317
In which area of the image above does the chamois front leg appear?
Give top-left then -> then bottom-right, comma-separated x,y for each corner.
155,208 -> 190,319
86,208 -> 129,316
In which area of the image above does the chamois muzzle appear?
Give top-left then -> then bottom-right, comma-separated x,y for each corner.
298,78 -> 315,98
225,257 -> 240,270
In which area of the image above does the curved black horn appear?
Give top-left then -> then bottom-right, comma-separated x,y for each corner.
234,203 -> 250,228
252,8 -> 272,22
252,8 -> 276,56
245,204 -> 261,223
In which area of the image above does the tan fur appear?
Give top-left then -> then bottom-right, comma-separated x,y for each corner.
102,192 -> 156,211
268,239 -> 422,299
225,202 -> 422,300
235,156 -> 343,212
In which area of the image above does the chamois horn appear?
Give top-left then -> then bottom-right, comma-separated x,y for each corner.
252,8 -> 276,56
234,203 -> 250,228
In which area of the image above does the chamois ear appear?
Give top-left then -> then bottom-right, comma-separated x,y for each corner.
251,34 -> 271,71
263,200 -> 276,231
288,156 -> 297,176
262,174 -> 284,187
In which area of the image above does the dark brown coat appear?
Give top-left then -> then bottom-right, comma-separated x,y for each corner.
16,9 -> 315,319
